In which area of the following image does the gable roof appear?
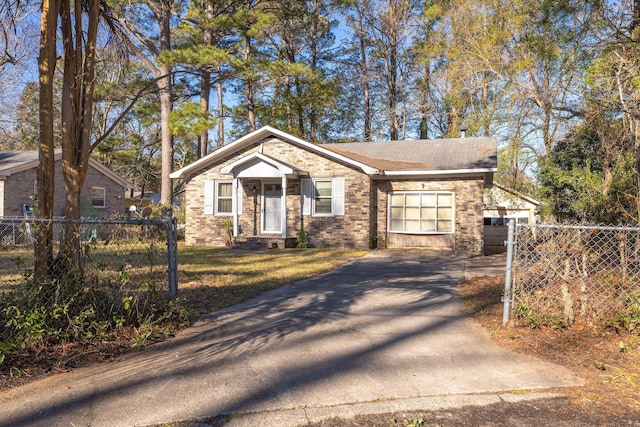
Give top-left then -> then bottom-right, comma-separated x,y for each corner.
0,150 -> 131,188
169,126 -> 497,181
170,126 -> 378,180
487,183 -> 541,207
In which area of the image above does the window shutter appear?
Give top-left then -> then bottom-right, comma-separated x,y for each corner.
204,180 -> 214,215
333,178 -> 345,216
301,178 -> 313,216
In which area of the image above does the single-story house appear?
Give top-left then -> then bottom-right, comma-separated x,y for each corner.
170,126 -> 497,253
483,182 -> 540,248
0,150 -> 130,218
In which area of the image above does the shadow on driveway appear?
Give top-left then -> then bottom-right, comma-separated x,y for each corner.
0,251 -> 579,427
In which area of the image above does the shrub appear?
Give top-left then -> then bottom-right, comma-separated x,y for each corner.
0,264 -> 190,366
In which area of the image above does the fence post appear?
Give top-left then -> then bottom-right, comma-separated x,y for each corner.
503,219 -> 516,325
166,210 -> 178,298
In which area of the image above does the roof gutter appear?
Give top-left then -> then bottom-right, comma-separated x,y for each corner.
378,167 -> 497,177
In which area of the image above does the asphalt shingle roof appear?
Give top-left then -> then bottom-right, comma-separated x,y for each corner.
0,150 -> 40,172
324,137 -> 497,172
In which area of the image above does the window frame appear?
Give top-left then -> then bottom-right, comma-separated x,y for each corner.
91,186 -> 106,209
214,180 -> 233,216
388,191 -> 455,234
313,179 -> 333,216
301,178 -> 345,217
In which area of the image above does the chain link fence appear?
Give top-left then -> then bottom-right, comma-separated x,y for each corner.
0,216 -> 178,297
509,223 -> 640,326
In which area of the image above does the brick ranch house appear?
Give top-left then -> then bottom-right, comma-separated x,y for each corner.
0,150 -> 130,218
170,126 -> 497,254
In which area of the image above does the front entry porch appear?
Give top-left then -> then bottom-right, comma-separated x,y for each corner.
219,151 -> 308,247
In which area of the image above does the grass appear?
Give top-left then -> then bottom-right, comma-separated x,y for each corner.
1,243 -> 368,318
176,246 -> 368,317
0,240 -> 168,292
0,244 -> 368,389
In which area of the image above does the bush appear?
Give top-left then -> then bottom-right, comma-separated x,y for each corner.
0,264 -> 190,366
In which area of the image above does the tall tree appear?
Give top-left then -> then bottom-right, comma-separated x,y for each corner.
589,0 -> 640,221
171,0 -> 241,154
368,0 -> 417,140
341,0 -> 374,140
111,0 -> 179,206
36,0 -> 58,281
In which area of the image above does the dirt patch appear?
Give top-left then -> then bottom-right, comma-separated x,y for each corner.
457,276 -> 640,415
308,397 -> 640,427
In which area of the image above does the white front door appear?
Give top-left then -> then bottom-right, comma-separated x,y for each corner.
263,183 -> 282,233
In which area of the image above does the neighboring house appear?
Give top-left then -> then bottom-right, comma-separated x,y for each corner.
483,183 -> 541,248
0,150 -> 130,218
170,126 -> 497,253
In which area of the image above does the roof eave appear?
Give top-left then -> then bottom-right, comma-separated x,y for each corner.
88,158 -> 132,189
0,153 -> 130,189
219,152 -> 296,175
377,167 -> 497,178
169,126 -> 380,180
493,182 -> 541,206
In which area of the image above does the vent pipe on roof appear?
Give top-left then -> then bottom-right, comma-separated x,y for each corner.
459,124 -> 469,138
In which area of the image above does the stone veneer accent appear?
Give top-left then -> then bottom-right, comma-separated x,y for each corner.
1,159 -> 126,218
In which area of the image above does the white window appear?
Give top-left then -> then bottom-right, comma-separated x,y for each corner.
301,178 -> 345,216
389,192 -> 454,233
91,187 -> 106,208
216,182 -> 233,214
204,180 -> 236,215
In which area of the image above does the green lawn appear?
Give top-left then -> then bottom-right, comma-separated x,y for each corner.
0,243 -> 368,318
0,241 -> 168,293
176,246 -> 368,317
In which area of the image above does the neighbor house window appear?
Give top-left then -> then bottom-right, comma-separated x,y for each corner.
91,187 -> 106,208
389,192 -> 453,233
301,178 -> 345,216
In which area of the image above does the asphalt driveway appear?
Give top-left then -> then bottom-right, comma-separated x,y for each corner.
0,250 -> 581,427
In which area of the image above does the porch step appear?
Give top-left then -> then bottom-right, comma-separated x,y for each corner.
233,237 -> 297,250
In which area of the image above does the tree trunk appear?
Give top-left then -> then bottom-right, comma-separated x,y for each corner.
387,0 -> 399,141
217,71 -> 224,147
388,39 -> 398,140
419,64 -> 430,140
199,68 -> 210,158
159,73 -> 173,205
59,0 -> 99,269
157,1 -> 173,206
35,0 -> 58,282
244,34 -> 256,132
360,27 -> 371,141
